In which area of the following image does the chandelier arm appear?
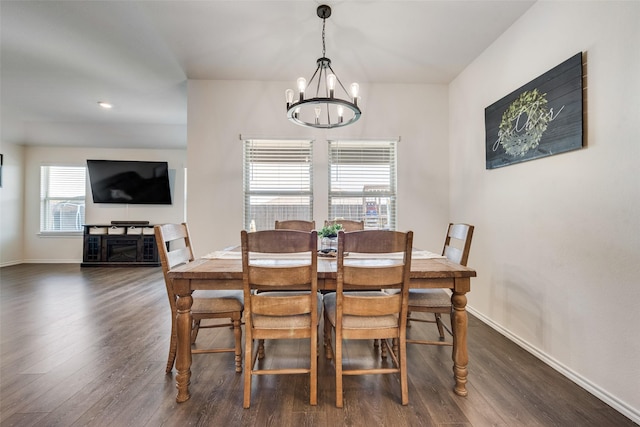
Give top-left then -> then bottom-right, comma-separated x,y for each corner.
327,64 -> 352,98
306,65 -> 322,97
319,67 -> 334,124
314,65 -> 324,98
325,101 -> 332,125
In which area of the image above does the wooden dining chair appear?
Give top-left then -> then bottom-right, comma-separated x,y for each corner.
155,223 -> 243,374
406,223 -> 474,346
323,229 -> 413,407
241,229 -> 320,408
274,219 -> 316,231
324,219 -> 365,232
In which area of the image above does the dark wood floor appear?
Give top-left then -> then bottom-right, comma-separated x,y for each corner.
0,264 -> 635,427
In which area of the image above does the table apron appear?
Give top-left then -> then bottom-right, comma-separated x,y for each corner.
190,279 -> 243,291
174,277 -> 470,293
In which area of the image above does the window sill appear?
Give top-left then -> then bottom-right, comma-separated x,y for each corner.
38,232 -> 83,238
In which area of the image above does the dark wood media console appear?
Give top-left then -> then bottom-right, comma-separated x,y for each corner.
81,223 -> 160,267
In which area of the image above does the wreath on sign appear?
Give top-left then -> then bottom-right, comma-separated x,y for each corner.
497,89 -> 550,157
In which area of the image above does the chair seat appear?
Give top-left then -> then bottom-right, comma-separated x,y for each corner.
324,291 -> 399,329
192,290 -> 244,314
408,289 -> 451,308
251,292 -> 323,328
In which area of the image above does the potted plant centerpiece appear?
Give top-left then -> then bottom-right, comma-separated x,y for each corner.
318,223 -> 343,253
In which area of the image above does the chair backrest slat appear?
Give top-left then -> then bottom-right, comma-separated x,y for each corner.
343,293 -> 402,316
343,264 -> 406,287
248,264 -> 312,287
166,246 -> 192,270
251,294 -> 312,316
274,220 -> 316,232
442,223 -> 474,266
342,230 -> 409,254
249,229 -> 314,253
324,219 -> 365,232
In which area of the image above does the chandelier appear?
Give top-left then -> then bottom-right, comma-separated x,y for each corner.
285,5 -> 361,129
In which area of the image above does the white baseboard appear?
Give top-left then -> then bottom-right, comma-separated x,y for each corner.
0,260 -> 23,268
467,306 -> 640,425
1,260 -> 81,267
23,259 -> 81,264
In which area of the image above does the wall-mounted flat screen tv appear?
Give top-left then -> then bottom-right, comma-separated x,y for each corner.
87,159 -> 172,204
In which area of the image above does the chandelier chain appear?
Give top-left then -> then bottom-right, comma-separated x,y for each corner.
322,16 -> 326,58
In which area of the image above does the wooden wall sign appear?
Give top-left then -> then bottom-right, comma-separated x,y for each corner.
485,52 -> 583,169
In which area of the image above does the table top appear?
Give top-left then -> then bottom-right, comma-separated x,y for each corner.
168,255 -> 477,281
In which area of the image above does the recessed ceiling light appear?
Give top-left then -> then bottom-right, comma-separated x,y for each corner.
97,101 -> 113,109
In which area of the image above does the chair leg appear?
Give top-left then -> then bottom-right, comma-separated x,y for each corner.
434,313 -> 445,340
324,311 -> 333,359
310,322 -> 318,405
166,319 -> 177,374
243,336 -> 253,408
233,317 -> 242,373
335,331 -> 344,408
399,334 -> 408,405
191,319 -> 201,344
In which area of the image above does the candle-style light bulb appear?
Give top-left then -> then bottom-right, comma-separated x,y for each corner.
350,82 -> 359,99
297,77 -> 306,101
285,89 -> 294,105
327,74 -> 336,97
297,77 -> 306,92
350,82 -> 360,106
314,106 -> 322,125
337,105 -> 344,123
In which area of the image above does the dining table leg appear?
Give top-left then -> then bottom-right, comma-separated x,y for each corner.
175,289 -> 193,403
451,277 -> 470,397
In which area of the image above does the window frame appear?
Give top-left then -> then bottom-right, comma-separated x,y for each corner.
39,165 -> 87,235
327,139 -> 398,230
243,139 -> 314,231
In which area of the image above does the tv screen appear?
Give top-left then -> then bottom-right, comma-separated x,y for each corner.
87,160 -> 172,204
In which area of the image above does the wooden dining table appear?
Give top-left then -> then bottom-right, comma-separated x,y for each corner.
167,252 -> 477,403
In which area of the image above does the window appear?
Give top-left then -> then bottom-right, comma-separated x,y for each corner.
40,166 -> 86,233
328,140 -> 397,230
243,139 -> 313,231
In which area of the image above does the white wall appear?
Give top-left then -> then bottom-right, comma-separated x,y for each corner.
186,80 -> 451,257
449,1 -> 640,421
22,146 -> 187,263
0,141 -> 25,266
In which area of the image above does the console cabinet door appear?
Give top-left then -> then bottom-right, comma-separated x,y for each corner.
83,235 -> 102,262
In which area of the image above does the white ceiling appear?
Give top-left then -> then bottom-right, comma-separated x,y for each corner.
1,0 -> 535,149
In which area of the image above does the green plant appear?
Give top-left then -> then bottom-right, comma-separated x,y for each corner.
318,223 -> 343,238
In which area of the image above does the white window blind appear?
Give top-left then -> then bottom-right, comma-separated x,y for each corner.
40,166 -> 86,232
328,140 -> 397,230
243,139 -> 313,231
